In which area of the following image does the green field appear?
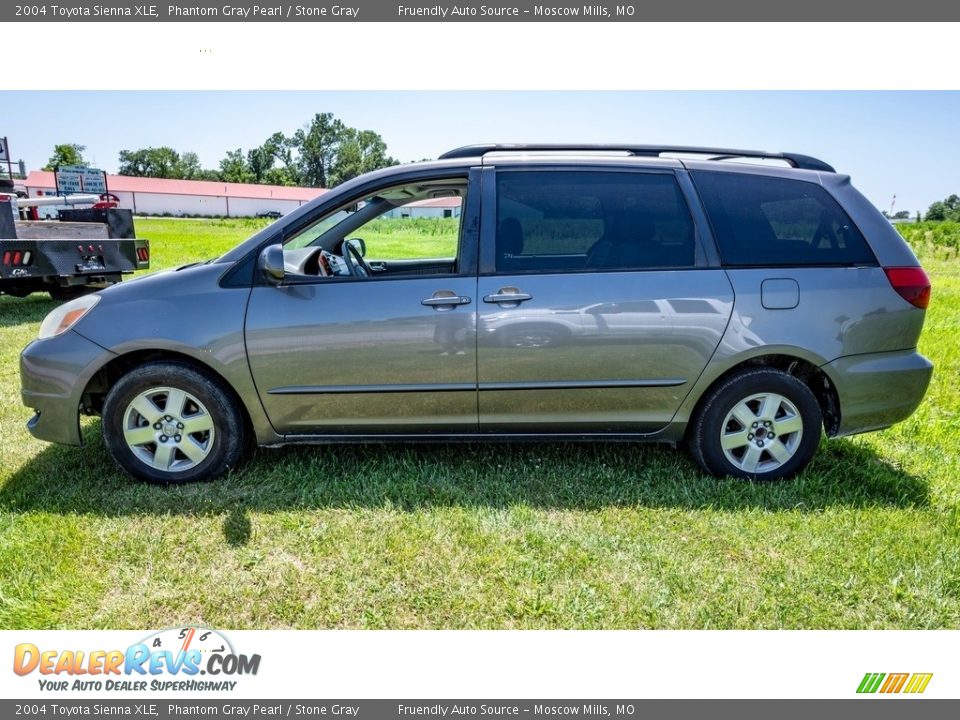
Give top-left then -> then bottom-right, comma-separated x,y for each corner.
1,218 -> 959,629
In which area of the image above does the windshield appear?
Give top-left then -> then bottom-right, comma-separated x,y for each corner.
284,208 -> 355,250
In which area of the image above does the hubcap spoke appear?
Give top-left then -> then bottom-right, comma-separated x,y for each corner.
130,396 -> 162,424
774,414 -> 803,436
767,438 -> 793,464
165,388 -> 188,419
740,444 -> 764,472
153,442 -> 176,471
730,402 -> 757,428
178,437 -> 207,464
123,426 -> 156,446
721,429 -> 751,450
182,414 -> 214,434
757,393 -> 780,421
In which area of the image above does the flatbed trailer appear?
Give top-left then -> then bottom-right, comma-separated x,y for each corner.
0,193 -> 149,301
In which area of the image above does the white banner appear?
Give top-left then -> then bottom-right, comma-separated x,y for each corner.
1,630 -> 952,700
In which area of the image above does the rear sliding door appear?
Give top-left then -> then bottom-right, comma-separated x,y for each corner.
477,167 -> 733,434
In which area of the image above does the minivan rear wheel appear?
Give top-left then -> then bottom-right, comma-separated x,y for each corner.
102,361 -> 246,483
689,367 -> 822,481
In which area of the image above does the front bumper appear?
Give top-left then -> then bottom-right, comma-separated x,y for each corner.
823,348 -> 933,437
20,330 -> 115,446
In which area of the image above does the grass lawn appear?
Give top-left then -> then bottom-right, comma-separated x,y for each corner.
0,218 -> 959,629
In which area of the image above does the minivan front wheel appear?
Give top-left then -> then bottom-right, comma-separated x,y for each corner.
689,368 -> 822,481
102,361 -> 246,483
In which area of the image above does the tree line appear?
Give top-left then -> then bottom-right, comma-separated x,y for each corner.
42,112 -> 397,189
42,131 -> 960,219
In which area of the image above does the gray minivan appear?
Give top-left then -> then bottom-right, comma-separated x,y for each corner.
20,144 -> 933,483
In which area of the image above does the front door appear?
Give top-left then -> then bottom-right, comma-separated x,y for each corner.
245,173 -> 479,435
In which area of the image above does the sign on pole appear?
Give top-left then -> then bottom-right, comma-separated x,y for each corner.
55,166 -> 108,195
0,137 -> 9,163
79,167 -> 107,194
55,167 -> 83,194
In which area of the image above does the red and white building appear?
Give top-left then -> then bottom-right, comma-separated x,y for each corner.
384,195 -> 463,219
19,171 -> 464,220
18,171 -> 326,218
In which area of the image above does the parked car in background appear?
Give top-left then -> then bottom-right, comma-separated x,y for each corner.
20,144 -> 933,483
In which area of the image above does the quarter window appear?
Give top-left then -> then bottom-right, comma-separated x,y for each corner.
691,171 -> 876,267
495,171 -> 696,273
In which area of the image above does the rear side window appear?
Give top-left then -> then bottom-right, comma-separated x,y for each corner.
495,171 -> 695,273
692,171 -> 876,267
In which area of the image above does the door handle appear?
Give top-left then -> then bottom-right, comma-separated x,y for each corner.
421,295 -> 472,307
483,289 -> 533,305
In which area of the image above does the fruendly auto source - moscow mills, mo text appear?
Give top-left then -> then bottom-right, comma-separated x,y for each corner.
14,3 -> 637,19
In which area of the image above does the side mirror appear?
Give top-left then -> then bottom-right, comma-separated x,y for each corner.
258,244 -> 286,285
345,237 -> 366,257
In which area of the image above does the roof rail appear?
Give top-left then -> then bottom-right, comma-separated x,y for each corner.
438,144 -> 835,173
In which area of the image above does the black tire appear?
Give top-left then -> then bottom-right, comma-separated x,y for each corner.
688,367 -> 822,481
102,361 -> 246,483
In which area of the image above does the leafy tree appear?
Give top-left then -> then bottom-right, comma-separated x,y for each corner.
246,132 -> 297,185
118,146 -> 211,179
926,202 -> 947,221
329,129 -> 397,187
284,113 -> 397,188
119,113 -> 397,189
43,143 -> 87,170
177,151 -> 205,180
892,210 -> 910,220
925,194 -> 960,222
218,149 -> 254,184
293,112 -> 346,188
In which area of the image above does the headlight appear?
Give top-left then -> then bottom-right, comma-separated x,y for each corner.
38,294 -> 100,340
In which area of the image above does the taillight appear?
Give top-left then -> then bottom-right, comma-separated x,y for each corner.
2,250 -> 32,266
884,266 -> 931,309
137,247 -> 150,262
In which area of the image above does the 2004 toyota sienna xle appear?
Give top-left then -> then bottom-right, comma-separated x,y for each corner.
19,144 -> 934,483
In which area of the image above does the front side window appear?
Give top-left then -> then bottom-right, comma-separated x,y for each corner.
691,170 -> 876,267
282,180 -> 466,277
495,171 -> 696,273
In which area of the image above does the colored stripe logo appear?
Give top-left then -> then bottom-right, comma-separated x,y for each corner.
857,672 -> 933,694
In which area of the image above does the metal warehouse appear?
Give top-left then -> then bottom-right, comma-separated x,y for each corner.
18,171 -> 326,218
18,171 -> 464,220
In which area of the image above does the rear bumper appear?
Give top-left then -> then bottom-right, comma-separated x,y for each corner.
823,349 -> 933,437
20,330 -> 115,446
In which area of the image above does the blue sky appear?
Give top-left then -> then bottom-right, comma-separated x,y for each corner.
3,91 -> 958,214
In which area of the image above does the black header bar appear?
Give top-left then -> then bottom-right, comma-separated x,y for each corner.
4,0 -> 959,22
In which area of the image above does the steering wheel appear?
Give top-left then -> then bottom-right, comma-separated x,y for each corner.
341,238 -> 373,278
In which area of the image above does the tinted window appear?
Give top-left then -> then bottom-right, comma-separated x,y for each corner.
692,171 -> 875,267
495,171 -> 695,273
